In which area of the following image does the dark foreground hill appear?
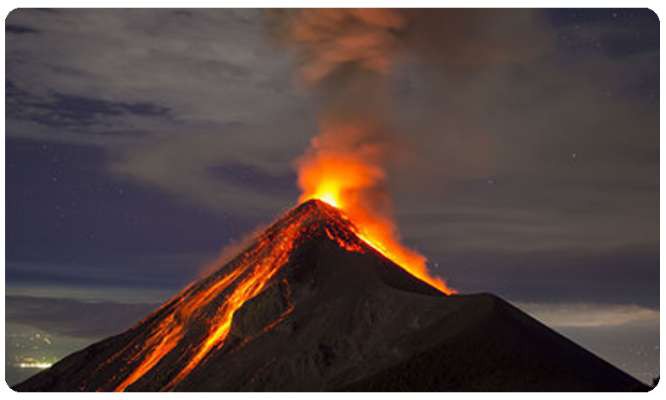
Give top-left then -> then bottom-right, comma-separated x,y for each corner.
15,200 -> 647,391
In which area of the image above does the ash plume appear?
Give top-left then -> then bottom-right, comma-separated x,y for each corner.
274,9 -> 457,293
279,9 -> 406,84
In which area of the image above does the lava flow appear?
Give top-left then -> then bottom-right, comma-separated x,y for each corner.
105,200 -> 369,391
102,177 -> 453,391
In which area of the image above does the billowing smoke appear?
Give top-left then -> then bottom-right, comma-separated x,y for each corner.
281,9 -> 406,84
280,8 -> 410,220
274,9 -> 456,293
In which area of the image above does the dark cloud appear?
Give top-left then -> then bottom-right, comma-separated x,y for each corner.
208,162 -> 298,197
6,24 -> 39,34
7,82 -> 171,128
384,11 -> 658,282
402,9 -> 552,72
430,246 -> 659,308
6,296 -> 158,338
6,8 -> 314,215
5,257 -> 200,291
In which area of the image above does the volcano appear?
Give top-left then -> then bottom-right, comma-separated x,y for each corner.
15,200 -> 647,391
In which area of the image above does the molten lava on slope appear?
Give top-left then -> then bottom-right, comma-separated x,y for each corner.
14,199 -> 646,392
53,199 -> 448,391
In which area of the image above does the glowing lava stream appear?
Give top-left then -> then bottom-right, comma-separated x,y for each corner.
113,265 -> 249,391
162,237 -> 294,391
110,195 -> 452,391
111,207 -> 324,391
313,196 -> 454,295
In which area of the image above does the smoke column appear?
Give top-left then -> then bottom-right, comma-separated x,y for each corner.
278,9 -> 455,294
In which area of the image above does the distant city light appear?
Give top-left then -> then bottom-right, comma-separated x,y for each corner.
17,362 -> 52,369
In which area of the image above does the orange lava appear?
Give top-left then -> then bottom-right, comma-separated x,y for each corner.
112,264 -> 249,391
114,314 -> 183,392
162,229 -> 295,390
298,150 -> 456,295
109,202 -> 361,391
104,160 -> 453,391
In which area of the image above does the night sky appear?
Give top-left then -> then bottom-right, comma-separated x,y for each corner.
5,9 -> 659,385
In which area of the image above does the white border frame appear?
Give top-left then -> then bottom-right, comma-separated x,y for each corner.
1,2 -> 662,398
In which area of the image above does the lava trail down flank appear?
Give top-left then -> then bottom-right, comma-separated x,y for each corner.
15,200 -> 646,391
99,199 -> 448,391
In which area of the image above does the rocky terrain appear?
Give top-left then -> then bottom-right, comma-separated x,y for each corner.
15,200 -> 648,391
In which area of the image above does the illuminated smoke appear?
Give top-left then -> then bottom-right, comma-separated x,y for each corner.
280,9 -> 455,294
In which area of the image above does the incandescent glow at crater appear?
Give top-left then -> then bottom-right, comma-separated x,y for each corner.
297,144 -> 456,295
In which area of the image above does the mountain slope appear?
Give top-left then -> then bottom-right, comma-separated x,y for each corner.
14,200 -> 647,391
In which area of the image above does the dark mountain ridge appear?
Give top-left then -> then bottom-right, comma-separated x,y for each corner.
15,200 -> 648,391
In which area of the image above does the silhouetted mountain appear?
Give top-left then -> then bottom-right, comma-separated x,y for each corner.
15,200 -> 647,391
